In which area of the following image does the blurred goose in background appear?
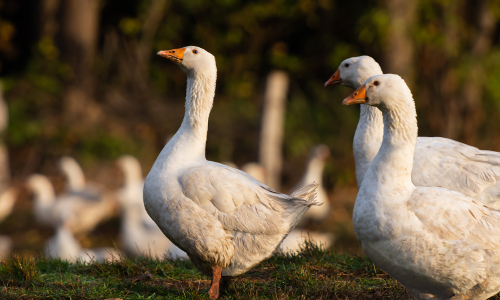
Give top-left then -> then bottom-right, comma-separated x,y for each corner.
279,145 -> 334,253
116,155 -> 187,258
44,213 -> 120,263
145,46 -> 318,299
241,162 -> 266,184
344,74 -> 500,300
27,174 -> 114,234
0,187 -> 16,260
58,156 -> 116,223
292,144 -> 331,222
326,56 -> 500,209
278,230 -> 333,254
0,186 -> 16,223
116,155 -> 144,208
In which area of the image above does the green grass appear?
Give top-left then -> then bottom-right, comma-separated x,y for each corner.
0,243 -> 413,299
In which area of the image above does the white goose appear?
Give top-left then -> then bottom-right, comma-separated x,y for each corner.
326,56 -> 500,209
116,155 -> 187,258
0,186 -> 16,223
344,74 -> 500,300
44,214 -> 120,263
27,174 -> 114,234
144,46 -> 318,299
293,144 -> 331,222
59,156 -> 116,225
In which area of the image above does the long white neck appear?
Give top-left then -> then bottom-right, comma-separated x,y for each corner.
122,162 -> 143,186
353,105 -> 384,187
301,157 -> 325,185
61,162 -> 86,191
157,68 -> 217,165
32,178 -> 56,206
362,98 -> 417,194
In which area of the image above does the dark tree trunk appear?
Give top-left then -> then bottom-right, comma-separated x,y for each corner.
383,0 -> 417,88
59,0 -> 101,124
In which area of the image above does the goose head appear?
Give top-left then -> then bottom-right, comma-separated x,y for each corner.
325,56 -> 382,89
158,46 -> 216,76
342,74 -> 412,110
311,144 -> 330,162
26,174 -> 56,202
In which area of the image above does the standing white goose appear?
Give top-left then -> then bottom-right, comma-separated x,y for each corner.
144,46 -> 318,299
116,155 -> 187,259
326,56 -> 500,209
344,74 -> 500,300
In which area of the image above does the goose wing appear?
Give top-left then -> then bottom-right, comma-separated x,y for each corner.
414,137 -> 500,202
179,162 -> 317,235
410,187 -> 500,249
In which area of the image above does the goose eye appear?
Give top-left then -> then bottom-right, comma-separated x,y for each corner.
344,63 -> 350,68
373,81 -> 380,86
192,49 -> 198,54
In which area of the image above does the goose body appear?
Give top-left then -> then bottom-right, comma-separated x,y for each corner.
143,46 -> 318,299
345,74 -> 500,300
44,220 -> 119,263
327,56 -> 500,209
117,155 -> 187,258
27,174 -> 113,234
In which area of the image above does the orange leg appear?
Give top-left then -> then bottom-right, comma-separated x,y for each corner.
208,266 -> 223,299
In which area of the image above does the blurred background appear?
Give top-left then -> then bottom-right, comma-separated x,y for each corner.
1,0 -> 500,258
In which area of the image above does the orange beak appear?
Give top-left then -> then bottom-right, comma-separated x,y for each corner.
342,84 -> 367,105
157,47 -> 186,63
324,68 -> 342,87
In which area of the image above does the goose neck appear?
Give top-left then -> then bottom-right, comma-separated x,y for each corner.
353,104 -> 384,187
182,71 -> 216,132
34,184 -> 56,206
64,169 -> 86,191
303,157 -> 324,183
123,168 -> 143,186
369,98 -> 417,184
158,69 -> 217,165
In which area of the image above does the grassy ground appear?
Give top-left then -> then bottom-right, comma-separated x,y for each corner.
0,243 -> 417,300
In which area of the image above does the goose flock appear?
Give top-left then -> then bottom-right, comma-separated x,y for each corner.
141,46 -> 500,299
2,44 -> 500,299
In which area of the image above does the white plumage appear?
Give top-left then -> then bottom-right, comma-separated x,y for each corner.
328,56 -> 500,209
345,74 -> 500,300
144,46 -> 318,299
44,217 -> 120,263
116,155 -> 187,259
